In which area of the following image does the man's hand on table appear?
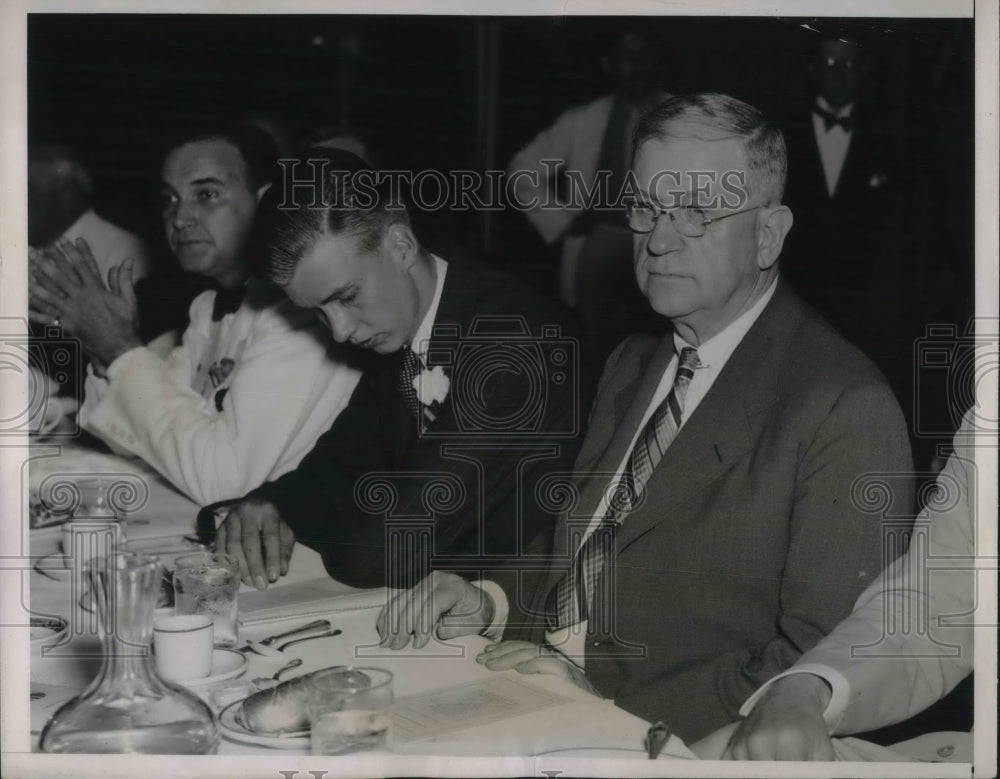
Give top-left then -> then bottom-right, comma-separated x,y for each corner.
476,641 -> 598,696
376,571 -> 494,650
721,673 -> 835,761
215,499 -> 295,589
29,238 -> 143,371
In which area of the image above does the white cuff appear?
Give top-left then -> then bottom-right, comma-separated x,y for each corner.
738,663 -> 850,731
470,578 -> 509,642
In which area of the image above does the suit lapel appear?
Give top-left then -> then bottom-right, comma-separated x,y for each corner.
615,282 -> 798,552
415,258 -> 482,435
573,334 -> 674,522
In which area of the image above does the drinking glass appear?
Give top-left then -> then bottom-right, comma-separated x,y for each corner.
307,667 -> 394,755
172,552 -> 240,647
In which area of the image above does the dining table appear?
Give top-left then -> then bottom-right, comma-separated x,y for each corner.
19,439 -> 709,775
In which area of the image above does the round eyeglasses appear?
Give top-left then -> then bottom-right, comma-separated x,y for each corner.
625,199 -> 761,238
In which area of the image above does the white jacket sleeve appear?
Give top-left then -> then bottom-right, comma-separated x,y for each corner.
742,410 -> 980,735
507,97 -> 610,245
81,292 -> 360,506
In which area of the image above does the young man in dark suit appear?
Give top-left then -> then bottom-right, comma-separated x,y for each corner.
215,149 -> 590,641
383,93 -> 915,743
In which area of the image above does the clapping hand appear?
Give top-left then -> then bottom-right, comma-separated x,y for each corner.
29,238 -> 142,372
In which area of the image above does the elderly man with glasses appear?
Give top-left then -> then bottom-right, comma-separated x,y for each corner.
380,93 -> 914,745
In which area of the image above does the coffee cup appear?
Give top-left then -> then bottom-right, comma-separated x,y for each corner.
153,614 -> 214,682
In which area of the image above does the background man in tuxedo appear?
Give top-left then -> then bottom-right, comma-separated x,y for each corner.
777,31 -> 911,425
384,93 -> 914,742
215,150 -> 590,641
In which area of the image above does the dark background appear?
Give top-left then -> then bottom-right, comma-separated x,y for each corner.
28,14 -> 973,300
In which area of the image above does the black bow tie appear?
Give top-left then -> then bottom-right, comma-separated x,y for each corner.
814,107 -> 854,133
211,285 -> 247,321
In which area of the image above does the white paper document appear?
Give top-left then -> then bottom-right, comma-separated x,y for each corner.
392,675 -> 573,742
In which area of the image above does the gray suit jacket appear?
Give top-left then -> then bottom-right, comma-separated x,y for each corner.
521,279 -> 914,741
799,409 -> 977,735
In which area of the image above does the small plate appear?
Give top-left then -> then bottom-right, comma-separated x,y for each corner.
218,699 -> 310,749
532,747 -> 663,758
33,552 -> 71,582
176,648 -> 248,687
30,615 -> 68,644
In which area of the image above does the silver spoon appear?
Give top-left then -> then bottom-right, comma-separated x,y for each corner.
245,627 -> 343,657
275,628 -> 342,652
240,619 -> 331,656
251,657 -> 303,686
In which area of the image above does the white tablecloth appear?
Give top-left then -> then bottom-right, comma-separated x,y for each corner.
24,444 -> 694,762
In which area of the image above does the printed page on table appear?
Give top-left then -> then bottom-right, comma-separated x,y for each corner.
391,675 -> 573,743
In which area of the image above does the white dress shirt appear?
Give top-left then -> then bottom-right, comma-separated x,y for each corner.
813,96 -> 855,198
547,280 -> 779,664
409,255 -> 448,360
480,280 -> 780,656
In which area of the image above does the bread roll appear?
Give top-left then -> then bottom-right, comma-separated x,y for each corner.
241,666 -> 372,733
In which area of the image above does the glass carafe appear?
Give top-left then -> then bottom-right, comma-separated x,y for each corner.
39,551 -> 220,754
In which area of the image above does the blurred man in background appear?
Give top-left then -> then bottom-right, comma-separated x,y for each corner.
29,141 -> 151,284
508,30 -> 668,369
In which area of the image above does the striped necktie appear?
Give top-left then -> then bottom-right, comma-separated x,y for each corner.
546,347 -> 701,630
398,346 -> 423,421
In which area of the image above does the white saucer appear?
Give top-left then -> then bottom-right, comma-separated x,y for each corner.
30,615 -> 68,644
531,747 -> 665,758
218,699 -> 310,749
34,552 -> 71,581
174,648 -> 247,688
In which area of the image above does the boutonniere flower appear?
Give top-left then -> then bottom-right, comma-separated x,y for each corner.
413,365 -> 450,407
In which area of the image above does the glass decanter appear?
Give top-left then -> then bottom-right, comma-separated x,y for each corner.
39,551 -> 220,754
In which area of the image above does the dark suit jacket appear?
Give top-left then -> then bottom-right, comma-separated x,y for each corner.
523,279 -> 914,742
251,259 -> 591,609
779,100 -> 904,335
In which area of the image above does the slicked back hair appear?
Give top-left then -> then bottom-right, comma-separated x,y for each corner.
252,147 -> 410,286
633,93 -> 788,206
162,120 -> 279,193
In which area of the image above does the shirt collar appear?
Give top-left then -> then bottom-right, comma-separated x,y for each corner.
672,279 -> 778,369
815,96 -> 854,119
409,255 -> 448,361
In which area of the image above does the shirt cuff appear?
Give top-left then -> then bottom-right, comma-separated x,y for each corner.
470,578 -> 509,642
738,663 -> 850,732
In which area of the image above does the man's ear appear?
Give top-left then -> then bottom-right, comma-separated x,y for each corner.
756,205 -> 793,270
256,182 -> 272,203
385,222 -> 419,269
